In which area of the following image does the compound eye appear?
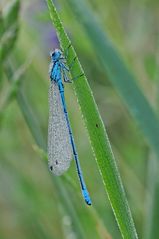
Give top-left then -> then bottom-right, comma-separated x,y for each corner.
52,52 -> 55,57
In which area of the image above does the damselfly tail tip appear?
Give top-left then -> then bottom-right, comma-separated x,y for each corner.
82,189 -> 92,206
86,199 -> 92,206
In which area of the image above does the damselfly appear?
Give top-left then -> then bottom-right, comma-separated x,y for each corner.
48,48 -> 91,205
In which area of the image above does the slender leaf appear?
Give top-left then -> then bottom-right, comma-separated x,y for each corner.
0,10 -> 4,37
143,155 -> 159,239
0,55 -> 34,125
3,0 -> 20,29
65,3 -> 159,238
0,11 -> 4,79
0,0 -> 20,61
5,63 -> 46,149
66,0 -> 159,158
45,1 -> 138,238
143,36 -> 159,239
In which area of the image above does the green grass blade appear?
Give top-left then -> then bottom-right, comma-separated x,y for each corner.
65,1 -> 159,238
3,0 -> 20,29
0,55 -> 33,122
66,0 -> 159,158
0,0 -> 20,61
0,11 -> 4,38
5,63 -> 46,150
46,0 -> 138,238
143,155 -> 159,239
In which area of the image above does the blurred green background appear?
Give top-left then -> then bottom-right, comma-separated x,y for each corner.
1,0 -> 159,238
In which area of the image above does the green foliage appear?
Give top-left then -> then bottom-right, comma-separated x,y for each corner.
46,0 -> 138,238
1,0 -> 159,238
0,0 -> 20,62
63,2 -> 159,238
67,0 -> 159,158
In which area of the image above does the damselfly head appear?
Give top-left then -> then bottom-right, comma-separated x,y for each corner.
50,49 -> 62,62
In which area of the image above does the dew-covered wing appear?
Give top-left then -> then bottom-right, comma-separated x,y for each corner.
48,81 -> 72,175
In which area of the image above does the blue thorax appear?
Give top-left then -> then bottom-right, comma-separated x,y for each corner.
50,49 -> 63,83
